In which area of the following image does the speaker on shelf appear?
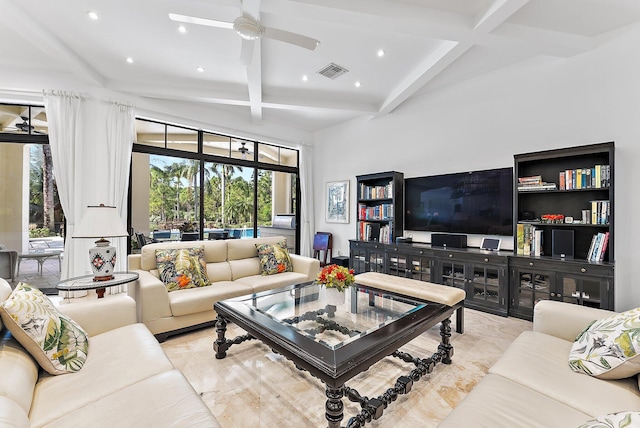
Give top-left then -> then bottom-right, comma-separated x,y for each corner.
431,233 -> 467,249
552,229 -> 574,259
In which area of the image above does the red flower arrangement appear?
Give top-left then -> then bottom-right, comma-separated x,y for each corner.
314,264 -> 355,292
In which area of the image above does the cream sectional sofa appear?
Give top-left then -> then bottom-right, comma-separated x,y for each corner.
439,300 -> 640,427
128,236 -> 320,341
0,278 -> 220,427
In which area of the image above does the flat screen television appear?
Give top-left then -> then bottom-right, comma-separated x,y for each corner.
404,167 -> 513,236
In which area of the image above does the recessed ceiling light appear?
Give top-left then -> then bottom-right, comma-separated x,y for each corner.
87,11 -> 99,20
178,25 -> 187,34
377,49 -> 385,57
196,66 -> 204,73
355,81 -> 361,88
302,75 -> 308,82
126,57 -> 134,64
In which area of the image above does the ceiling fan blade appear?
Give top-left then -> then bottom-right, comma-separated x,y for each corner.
240,39 -> 255,66
242,0 -> 262,20
168,13 -> 234,29
263,27 -> 319,50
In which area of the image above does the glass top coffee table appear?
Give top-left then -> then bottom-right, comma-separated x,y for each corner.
213,281 -> 461,428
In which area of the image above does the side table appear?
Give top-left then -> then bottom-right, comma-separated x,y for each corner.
57,272 -> 139,299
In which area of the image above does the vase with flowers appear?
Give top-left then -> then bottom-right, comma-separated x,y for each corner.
314,264 -> 355,305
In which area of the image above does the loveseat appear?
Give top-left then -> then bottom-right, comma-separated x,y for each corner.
0,278 -> 220,427
439,300 -> 640,427
128,236 -> 320,341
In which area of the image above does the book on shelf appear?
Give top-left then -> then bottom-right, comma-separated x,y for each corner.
358,203 -> 394,220
590,200 -> 610,225
518,175 -> 543,185
561,164 -> 610,190
517,183 -> 557,191
517,223 -> 543,257
516,223 -> 525,255
358,221 -> 393,244
587,232 -> 609,262
359,181 -> 394,200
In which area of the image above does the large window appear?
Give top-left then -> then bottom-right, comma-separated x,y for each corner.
131,119 -> 300,252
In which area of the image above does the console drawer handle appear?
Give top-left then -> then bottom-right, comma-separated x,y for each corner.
581,268 -> 587,273
529,262 -> 534,267
484,258 -> 489,263
449,254 -> 453,258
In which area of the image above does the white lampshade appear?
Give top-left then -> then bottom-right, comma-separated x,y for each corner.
73,204 -> 128,285
73,204 -> 128,239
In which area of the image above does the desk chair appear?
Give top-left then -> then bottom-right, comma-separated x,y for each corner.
313,232 -> 332,267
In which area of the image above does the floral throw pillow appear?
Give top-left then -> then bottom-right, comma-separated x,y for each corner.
578,411 -> 640,428
156,247 -> 210,292
256,240 -> 293,275
569,307 -> 640,379
0,283 -> 89,375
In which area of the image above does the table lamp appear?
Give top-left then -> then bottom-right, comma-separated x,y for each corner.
72,204 -> 129,282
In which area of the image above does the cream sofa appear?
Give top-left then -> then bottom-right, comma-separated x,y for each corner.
128,236 -> 320,341
439,300 -> 640,427
0,278 -> 220,427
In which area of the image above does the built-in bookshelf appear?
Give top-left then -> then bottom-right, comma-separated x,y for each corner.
513,142 -> 614,262
356,171 -> 404,244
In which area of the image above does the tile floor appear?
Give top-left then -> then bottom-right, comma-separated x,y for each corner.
161,308 -> 532,428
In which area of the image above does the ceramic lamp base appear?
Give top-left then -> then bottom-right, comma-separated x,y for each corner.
89,238 -> 116,282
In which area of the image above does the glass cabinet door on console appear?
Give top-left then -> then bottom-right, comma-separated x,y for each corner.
387,253 -> 409,277
440,260 -> 467,290
555,264 -> 613,310
368,244 -> 385,273
386,246 -> 436,281
409,255 -> 434,282
509,261 -> 555,321
350,241 -> 368,273
470,265 -> 504,309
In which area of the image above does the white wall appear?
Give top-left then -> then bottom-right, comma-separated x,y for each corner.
313,26 -> 640,311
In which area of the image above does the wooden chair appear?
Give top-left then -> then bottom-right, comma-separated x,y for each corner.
313,232 -> 332,267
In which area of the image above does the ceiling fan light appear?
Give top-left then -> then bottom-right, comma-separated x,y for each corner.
233,16 -> 264,40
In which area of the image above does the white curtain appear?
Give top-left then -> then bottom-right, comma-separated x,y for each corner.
105,101 -> 135,293
298,144 -> 314,257
43,90 -> 87,297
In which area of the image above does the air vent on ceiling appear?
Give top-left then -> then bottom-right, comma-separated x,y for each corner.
317,63 -> 349,79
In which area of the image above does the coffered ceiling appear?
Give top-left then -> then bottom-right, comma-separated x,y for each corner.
1,0 -> 639,135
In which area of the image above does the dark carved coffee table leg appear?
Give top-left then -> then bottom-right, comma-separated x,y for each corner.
325,384 -> 344,428
213,315 -> 229,359
438,317 -> 454,364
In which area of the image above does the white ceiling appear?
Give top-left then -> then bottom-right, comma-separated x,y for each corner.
1,0 -> 640,134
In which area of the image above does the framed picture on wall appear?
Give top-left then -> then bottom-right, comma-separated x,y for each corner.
326,180 -> 349,223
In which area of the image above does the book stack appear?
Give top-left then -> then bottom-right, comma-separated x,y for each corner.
587,232 -> 609,262
516,223 -> 543,256
559,164 -> 610,190
517,175 -> 557,191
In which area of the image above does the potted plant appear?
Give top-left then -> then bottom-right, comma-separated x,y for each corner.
314,264 -> 355,305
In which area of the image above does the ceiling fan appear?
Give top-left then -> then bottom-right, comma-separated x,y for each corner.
4,116 -> 46,134
168,11 -> 320,65
237,142 -> 250,159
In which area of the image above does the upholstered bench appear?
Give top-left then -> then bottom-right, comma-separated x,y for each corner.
354,272 -> 466,333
